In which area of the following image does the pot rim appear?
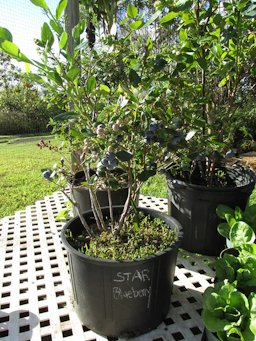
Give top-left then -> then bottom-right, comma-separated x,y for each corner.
165,165 -> 256,192
61,206 -> 183,265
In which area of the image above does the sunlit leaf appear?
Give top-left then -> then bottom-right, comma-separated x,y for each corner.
59,31 -> 68,49
99,84 -> 110,93
30,0 -> 49,10
185,130 -> 197,141
160,12 -> 179,24
127,4 -> 138,18
56,0 -> 68,19
0,27 -> 12,43
87,76 -> 96,93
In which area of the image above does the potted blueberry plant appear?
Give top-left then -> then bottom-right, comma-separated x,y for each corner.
0,1 -> 185,337
154,0 -> 256,255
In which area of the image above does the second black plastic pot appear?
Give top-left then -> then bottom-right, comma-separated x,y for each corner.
71,171 -> 129,215
165,165 -> 255,256
61,206 -> 183,338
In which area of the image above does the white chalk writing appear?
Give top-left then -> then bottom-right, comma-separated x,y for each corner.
113,269 -> 150,283
113,286 -> 151,302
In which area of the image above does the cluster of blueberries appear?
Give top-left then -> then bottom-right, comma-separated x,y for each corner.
144,122 -> 159,143
100,151 -> 119,171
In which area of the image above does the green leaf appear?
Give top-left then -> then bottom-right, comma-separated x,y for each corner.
217,223 -> 231,239
129,20 -> 143,30
107,178 -> 119,191
154,55 -> 167,71
48,71 -> 63,86
59,31 -> 68,49
129,69 -> 140,86
41,22 -> 54,47
67,67 -> 80,81
141,10 -> 161,29
87,76 -> 96,93
99,84 -> 110,93
219,75 -> 230,87
216,204 -> 235,219
230,222 -> 255,246
72,20 -> 85,41
127,4 -> 138,18
115,151 -> 133,162
50,19 -> 63,35
56,0 -> 67,19
70,129 -> 84,140
0,27 -> 12,43
26,73 -> 45,84
138,169 -> 156,182
147,37 -> 153,50
225,213 -> 237,228
234,206 -> 243,221
53,112 -> 79,122
160,12 -> 179,24
30,0 -> 49,10
215,258 -> 236,282
176,0 -> 193,9
249,293 -> 256,334
197,57 -> 207,70
1,40 -> 19,58
179,28 -> 187,41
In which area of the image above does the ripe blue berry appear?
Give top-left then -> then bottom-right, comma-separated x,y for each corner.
101,158 -> 109,167
42,170 -> 51,180
149,122 -> 158,132
106,151 -> 116,161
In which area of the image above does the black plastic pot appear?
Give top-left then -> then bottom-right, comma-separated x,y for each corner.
165,165 -> 255,256
61,206 -> 183,338
219,247 -> 239,258
71,171 -> 129,215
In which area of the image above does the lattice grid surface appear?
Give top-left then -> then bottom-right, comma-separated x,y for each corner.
0,193 -> 215,341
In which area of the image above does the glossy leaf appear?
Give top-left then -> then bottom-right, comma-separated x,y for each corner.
86,76 -> 96,93
67,67 -> 80,81
116,151 -> 133,161
129,20 -> 143,30
56,0 -> 68,19
127,4 -> 138,18
230,222 -> 255,246
129,69 -> 140,86
50,19 -> 63,35
30,0 -> 49,10
53,112 -> 79,122
0,27 -> 12,42
138,169 -> 156,182
216,204 -> 235,219
99,84 -> 110,93
141,10 -> 161,29
217,222 -> 231,239
59,31 -> 68,49
160,12 -> 179,24
48,71 -> 63,86
1,40 -> 19,58
41,22 -> 54,47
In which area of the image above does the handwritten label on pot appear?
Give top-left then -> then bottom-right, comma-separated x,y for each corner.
112,269 -> 152,308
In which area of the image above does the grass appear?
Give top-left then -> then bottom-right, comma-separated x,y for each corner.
0,137 -> 168,219
0,139 -> 61,218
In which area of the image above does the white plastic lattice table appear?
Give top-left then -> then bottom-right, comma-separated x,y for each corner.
0,193 -> 215,341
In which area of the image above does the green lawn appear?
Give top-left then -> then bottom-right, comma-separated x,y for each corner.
0,139 -> 60,218
0,138 -> 168,219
